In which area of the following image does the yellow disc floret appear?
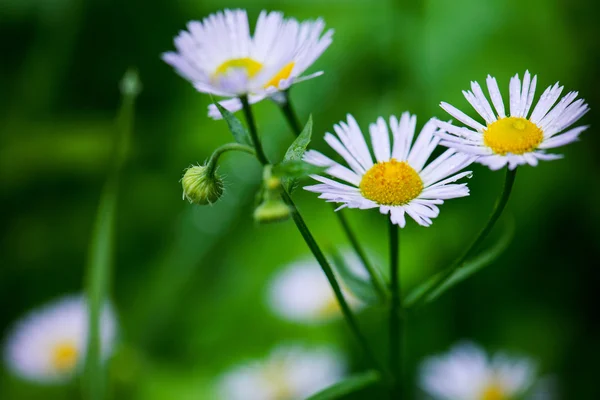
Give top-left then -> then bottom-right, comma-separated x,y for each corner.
265,62 -> 295,88
483,117 -> 543,155
359,159 -> 423,206
480,383 -> 506,400
51,341 -> 78,372
214,58 -> 263,78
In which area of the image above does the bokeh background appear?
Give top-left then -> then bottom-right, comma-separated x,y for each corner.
1,0 -> 599,398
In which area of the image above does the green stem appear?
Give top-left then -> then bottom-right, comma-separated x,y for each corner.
276,93 -> 387,302
388,220 -> 401,398
406,167 -> 518,308
206,143 -> 255,177
240,95 -> 269,165
239,99 -> 385,377
282,191 -> 385,375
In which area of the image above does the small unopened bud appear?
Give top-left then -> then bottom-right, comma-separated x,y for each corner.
181,165 -> 224,205
254,198 -> 291,224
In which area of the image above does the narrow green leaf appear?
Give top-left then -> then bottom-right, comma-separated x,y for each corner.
307,370 -> 381,400
282,115 -> 313,191
84,69 -> 139,400
272,159 -> 326,179
213,99 -> 252,146
405,218 -> 515,306
330,250 -> 382,305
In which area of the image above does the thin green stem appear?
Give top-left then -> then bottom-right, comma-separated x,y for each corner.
282,191 -> 385,376
240,95 -> 269,165
337,211 -> 388,302
388,220 -> 401,398
206,143 -> 255,177
276,93 -> 387,302
406,167 -> 518,308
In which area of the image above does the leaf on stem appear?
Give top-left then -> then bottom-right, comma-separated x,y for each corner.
272,160 -> 326,179
306,370 -> 381,400
212,99 -> 252,146
405,217 -> 515,306
329,249 -> 382,305
282,115 -> 313,191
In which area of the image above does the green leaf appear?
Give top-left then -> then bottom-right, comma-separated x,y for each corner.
282,115 -> 313,191
272,159 -> 326,179
405,218 -> 515,306
307,370 -> 381,400
330,249 -> 382,305
213,99 -> 252,146
84,69 -> 139,400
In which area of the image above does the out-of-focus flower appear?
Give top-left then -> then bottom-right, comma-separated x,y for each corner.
437,70 -> 589,170
268,253 -> 365,324
3,295 -> 117,384
420,342 -> 547,400
161,9 -> 333,118
181,164 -> 224,205
304,113 -> 476,227
217,345 -> 346,400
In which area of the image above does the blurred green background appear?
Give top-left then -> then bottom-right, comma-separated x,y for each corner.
1,0 -> 599,398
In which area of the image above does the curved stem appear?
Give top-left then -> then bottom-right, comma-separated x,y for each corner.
276,93 -> 387,302
282,190 -> 386,376
240,95 -> 269,165
388,220 -> 401,398
206,143 -> 255,177
406,167 -> 518,308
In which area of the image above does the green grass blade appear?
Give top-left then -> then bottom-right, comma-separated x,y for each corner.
307,370 -> 381,400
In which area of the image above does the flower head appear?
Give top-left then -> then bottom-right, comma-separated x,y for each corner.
217,345 -> 346,400
304,113 -> 476,227
420,342 -> 542,400
438,71 -> 589,170
181,165 -> 224,205
161,9 -> 333,117
3,295 -> 117,384
268,253 -> 365,324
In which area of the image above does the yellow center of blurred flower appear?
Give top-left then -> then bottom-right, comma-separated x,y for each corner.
51,341 -> 78,372
317,296 -> 342,318
480,383 -> 506,400
265,62 -> 295,88
360,159 -> 423,206
264,365 -> 293,400
213,59 -> 295,89
483,117 -> 543,155
214,58 -> 263,78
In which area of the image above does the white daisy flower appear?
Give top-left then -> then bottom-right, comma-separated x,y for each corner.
3,294 -> 117,384
268,252 -> 366,324
304,113 -> 476,227
420,342 -> 542,400
161,9 -> 333,118
438,71 -> 589,170
217,345 -> 346,400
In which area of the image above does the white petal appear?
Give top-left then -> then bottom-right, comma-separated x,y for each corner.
440,102 -> 485,131
486,75 -> 506,118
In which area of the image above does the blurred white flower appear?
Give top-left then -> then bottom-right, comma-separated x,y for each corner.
267,252 -> 366,324
161,9 -> 333,118
3,294 -> 117,384
438,70 -> 589,170
217,345 -> 346,400
420,342 -> 549,400
304,113 -> 476,227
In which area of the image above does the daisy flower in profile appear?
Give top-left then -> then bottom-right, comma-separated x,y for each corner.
304,113 -> 476,227
3,295 -> 117,384
161,9 -> 333,118
420,342 -> 547,400
438,71 -> 589,170
217,345 -> 346,400
268,252 -> 366,324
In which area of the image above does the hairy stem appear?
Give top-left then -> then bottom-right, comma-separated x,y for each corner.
389,220 -> 401,398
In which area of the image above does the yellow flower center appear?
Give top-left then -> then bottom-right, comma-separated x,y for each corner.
51,341 -> 79,372
480,383 -> 506,400
213,59 -> 295,88
483,117 -> 543,155
317,296 -> 341,319
359,159 -> 423,206
264,364 -> 293,400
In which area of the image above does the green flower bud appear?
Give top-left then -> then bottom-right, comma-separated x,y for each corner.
181,165 -> 224,205
254,198 -> 291,224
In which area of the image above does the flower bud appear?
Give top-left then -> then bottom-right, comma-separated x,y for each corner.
181,165 -> 224,205
254,198 -> 291,224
